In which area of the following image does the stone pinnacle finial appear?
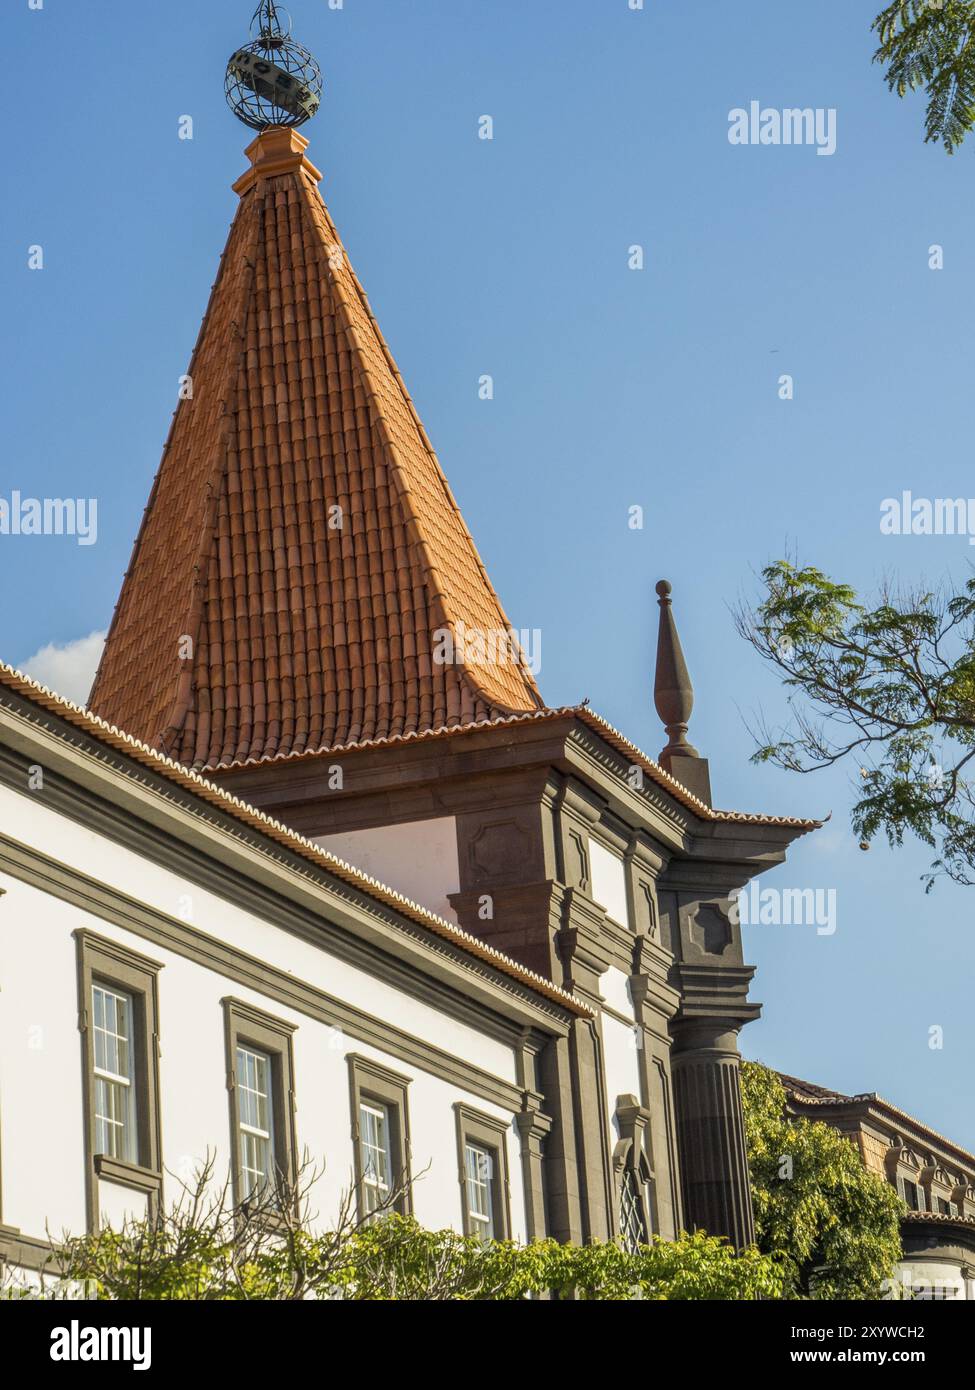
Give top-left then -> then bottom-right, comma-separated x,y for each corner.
654,580 -> 712,806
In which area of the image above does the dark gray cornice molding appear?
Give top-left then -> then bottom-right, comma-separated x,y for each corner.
0,715 -> 575,1038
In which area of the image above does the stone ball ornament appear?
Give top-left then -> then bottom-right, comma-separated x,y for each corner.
226,2 -> 322,131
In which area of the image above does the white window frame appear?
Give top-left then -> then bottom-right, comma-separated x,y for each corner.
464,1141 -> 496,1241
359,1100 -> 393,1214
236,1044 -> 276,1202
92,982 -> 137,1164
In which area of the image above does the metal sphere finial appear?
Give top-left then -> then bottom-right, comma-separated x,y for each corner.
226,1 -> 322,132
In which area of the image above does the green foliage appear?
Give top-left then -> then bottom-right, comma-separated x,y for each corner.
330,1219 -> 783,1301
873,1 -> 975,152
45,1217 -> 785,1302
539,1229 -> 785,1301
737,560 -> 975,888
12,1159 -> 785,1302
18,1069 -> 908,1303
741,1063 -> 903,1300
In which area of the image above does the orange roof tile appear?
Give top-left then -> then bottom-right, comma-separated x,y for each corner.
89,129 -> 542,769
210,701 -> 824,832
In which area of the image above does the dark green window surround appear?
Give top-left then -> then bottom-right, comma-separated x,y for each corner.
222,999 -> 298,1211
453,1104 -> 512,1241
347,1055 -> 412,1221
74,929 -> 164,1233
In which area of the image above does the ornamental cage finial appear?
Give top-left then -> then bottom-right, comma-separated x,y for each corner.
226,2 -> 323,132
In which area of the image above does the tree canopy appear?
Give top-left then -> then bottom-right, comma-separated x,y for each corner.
738,560 -> 975,888
4,1163 -> 782,1302
873,1 -> 975,153
742,1063 -> 903,1299
5,1068 -> 905,1301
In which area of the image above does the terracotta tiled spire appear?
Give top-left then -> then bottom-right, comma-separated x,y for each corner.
89,129 -> 543,768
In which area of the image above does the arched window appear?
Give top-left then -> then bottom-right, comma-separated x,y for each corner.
613,1094 -> 656,1252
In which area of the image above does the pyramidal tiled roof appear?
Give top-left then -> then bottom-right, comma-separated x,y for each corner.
89,128 -> 542,769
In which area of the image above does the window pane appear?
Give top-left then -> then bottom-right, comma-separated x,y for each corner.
92,984 -> 136,1163
465,1142 -> 495,1241
360,1102 -> 392,1213
236,1045 -> 275,1200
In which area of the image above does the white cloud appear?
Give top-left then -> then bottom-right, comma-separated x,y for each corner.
17,631 -> 107,706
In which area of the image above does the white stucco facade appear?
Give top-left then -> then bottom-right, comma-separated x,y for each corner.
0,760 -> 570,1272
588,840 -> 629,931
315,817 -> 461,925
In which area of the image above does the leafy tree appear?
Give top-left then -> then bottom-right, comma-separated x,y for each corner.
741,1062 -> 903,1299
539,1229 -> 784,1302
737,560 -> 975,888
4,1156 -> 784,1302
873,1 -> 975,153
14,1069 -> 908,1303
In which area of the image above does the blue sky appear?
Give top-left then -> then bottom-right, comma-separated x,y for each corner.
3,0 -> 973,1150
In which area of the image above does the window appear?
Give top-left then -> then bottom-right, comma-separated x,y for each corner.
236,1046 -> 275,1201
613,1095 -> 655,1253
359,1101 -> 393,1214
903,1180 -> 922,1211
454,1106 -> 511,1241
222,1000 -> 297,1210
92,984 -> 136,1163
347,1056 -> 411,1221
75,931 -> 163,1233
619,1167 -> 648,1254
464,1143 -> 496,1241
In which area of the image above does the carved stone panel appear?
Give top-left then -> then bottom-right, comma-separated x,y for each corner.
677,896 -> 744,967
457,808 -> 544,889
690,903 -> 732,956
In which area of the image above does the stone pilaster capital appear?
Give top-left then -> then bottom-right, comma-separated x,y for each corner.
629,938 -> 682,1030
670,962 -> 762,1038
515,1103 -> 553,1152
557,888 -> 613,1000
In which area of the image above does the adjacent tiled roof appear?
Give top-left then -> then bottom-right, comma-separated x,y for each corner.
213,702 -> 824,831
779,1072 -> 858,1104
89,128 -> 542,770
0,660 -> 590,1017
902,1210 -> 975,1230
780,1073 -> 975,1170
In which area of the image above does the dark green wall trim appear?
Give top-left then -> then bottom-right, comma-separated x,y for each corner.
453,1103 -> 513,1240
0,1227 -> 59,1276
74,929 -> 164,1235
347,1055 -> 412,1220
0,833 -> 528,1115
222,998 -> 299,1210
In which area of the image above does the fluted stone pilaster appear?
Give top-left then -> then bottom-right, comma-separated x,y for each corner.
670,1027 -> 755,1249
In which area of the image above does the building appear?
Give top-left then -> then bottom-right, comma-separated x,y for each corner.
783,1075 -> 975,1300
0,662 -> 583,1274
0,98 -> 820,1279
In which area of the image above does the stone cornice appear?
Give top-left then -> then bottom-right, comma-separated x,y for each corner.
0,712 -> 584,1030
671,962 -> 762,1031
